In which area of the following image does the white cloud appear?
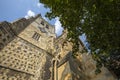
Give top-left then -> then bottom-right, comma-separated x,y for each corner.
37,3 -> 43,8
54,17 -> 63,36
25,10 -> 35,19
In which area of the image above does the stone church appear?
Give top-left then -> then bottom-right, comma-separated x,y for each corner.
0,14 -> 117,80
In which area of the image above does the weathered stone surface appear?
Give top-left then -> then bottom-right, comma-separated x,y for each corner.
54,32 -> 117,80
0,15 -> 54,80
0,14 -> 117,80
0,37 -> 46,75
0,66 -> 34,80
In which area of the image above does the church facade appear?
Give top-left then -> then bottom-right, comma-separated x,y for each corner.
0,14 -> 116,80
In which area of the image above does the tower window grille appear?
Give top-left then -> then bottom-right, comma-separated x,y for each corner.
32,32 -> 41,41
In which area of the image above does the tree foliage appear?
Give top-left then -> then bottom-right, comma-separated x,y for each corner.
39,0 -> 120,78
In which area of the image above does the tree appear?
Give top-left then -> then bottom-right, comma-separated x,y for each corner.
39,0 -> 120,78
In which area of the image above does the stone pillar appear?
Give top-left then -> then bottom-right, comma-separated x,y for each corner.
52,59 -> 59,80
54,60 -> 59,80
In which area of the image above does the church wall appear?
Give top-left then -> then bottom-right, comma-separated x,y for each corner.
0,14 -> 117,80
0,36 -> 47,80
80,53 -> 116,80
58,61 -> 72,80
0,66 -> 34,80
0,15 -> 55,80
0,22 -> 15,51
11,15 -> 39,35
54,32 -> 116,80
17,17 -> 55,53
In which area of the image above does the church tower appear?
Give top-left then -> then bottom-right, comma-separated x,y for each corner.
0,14 -> 116,80
0,14 -> 55,80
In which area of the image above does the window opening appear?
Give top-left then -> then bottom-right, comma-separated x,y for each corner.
41,21 -> 44,26
32,32 -> 41,41
46,25 -> 49,29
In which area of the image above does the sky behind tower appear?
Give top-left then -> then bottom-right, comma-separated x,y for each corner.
0,0 -> 86,45
0,0 -> 63,36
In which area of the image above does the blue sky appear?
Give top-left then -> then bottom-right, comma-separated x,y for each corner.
0,0 -> 48,22
0,0 -> 63,36
0,0 -> 86,46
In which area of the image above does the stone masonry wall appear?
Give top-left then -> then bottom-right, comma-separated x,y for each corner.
0,15 -> 54,80
0,21 -> 15,51
0,66 -> 34,80
17,16 -> 56,53
0,37 -> 47,80
11,15 -> 40,35
55,31 -> 116,80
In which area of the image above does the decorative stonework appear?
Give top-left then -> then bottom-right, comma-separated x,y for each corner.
53,33 -> 117,80
0,14 -> 54,80
0,14 -> 117,80
0,37 -> 45,75
0,66 -> 34,80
